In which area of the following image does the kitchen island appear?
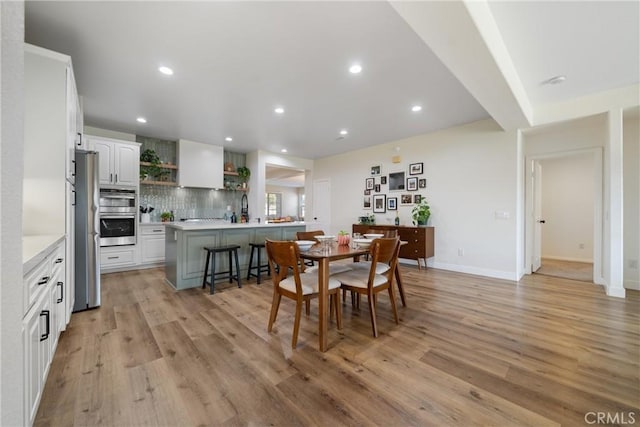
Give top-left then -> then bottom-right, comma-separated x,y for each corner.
164,222 -> 305,290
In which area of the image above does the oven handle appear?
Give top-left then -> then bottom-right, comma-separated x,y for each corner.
100,194 -> 136,199
100,215 -> 137,219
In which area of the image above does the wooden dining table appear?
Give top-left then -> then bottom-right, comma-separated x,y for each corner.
299,242 -> 369,351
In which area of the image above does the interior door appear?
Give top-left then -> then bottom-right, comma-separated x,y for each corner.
311,179 -> 331,233
532,161 -> 543,272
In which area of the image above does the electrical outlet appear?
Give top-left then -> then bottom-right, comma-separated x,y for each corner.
579,243 -> 585,249
457,248 -> 464,256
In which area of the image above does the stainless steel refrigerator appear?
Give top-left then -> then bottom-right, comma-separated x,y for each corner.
73,150 -> 101,312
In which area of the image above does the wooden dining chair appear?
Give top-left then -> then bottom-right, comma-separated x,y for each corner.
265,239 -> 342,349
296,230 -> 325,241
333,237 -> 401,337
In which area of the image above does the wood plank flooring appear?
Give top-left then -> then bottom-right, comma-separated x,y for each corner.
35,265 -> 640,426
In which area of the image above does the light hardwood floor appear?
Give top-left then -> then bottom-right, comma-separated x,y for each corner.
35,265 -> 639,426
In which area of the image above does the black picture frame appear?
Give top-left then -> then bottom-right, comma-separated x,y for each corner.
374,184 -> 381,193
400,194 -> 413,205
373,194 -> 386,213
365,177 -> 374,190
363,196 -> 372,209
370,165 -> 381,176
364,189 -> 371,195
419,178 -> 427,188
407,177 -> 418,191
414,194 -> 422,203
409,162 -> 423,175
387,197 -> 397,211
388,171 -> 405,191
381,176 -> 387,185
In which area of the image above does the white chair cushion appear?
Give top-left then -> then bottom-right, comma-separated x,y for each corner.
279,272 -> 341,295
332,269 -> 388,289
351,261 -> 390,275
304,264 -> 353,276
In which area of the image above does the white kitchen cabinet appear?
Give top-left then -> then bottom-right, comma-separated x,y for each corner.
23,289 -> 50,426
87,135 -> 140,188
22,239 -> 64,426
178,139 -> 224,189
140,224 -> 166,264
100,245 -> 138,269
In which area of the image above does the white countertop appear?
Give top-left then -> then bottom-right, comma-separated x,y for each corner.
166,221 -> 305,231
23,234 -> 65,273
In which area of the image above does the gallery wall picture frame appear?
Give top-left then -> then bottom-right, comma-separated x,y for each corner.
374,184 -> 381,193
387,197 -> 397,210
388,171 -> 405,191
409,162 -> 423,175
365,177 -> 374,190
407,177 -> 418,191
363,196 -> 372,209
364,189 -> 371,195
373,194 -> 386,213
419,178 -> 427,188
414,194 -> 422,203
370,165 -> 381,176
400,194 -> 413,205
381,176 -> 387,185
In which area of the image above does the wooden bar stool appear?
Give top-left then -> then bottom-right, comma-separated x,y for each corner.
202,245 -> 241,294
246,243 -> 270,284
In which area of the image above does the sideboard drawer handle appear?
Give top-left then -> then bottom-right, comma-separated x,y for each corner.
55,258 -> 63,264
37,276 -> 50,286
107,256 -> 119,260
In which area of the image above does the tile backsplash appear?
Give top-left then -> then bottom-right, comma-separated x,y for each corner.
139,185 -> 245,221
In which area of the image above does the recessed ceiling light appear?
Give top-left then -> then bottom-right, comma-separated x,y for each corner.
281,149 -> 287,153
543,75 -> 567,85
274,107 -> 285,114
340,129 -> 348,136
225,137 -> 233,142
411,105 -> 422,112
136,117 -> 147,123
349,64 -> 362,74
158,66 -> 173,76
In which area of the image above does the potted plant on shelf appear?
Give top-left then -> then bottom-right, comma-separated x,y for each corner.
140,148 -> 162,181
411,198 -> 431,226
237,166 -> 251,189
160,211 -> 172,222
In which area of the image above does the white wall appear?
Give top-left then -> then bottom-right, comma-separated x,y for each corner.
84,125 -> 136,141
265,185 -> 300,218
1,1 -> 25,425
623,115 -> 639,290
314,119 -> 520,280
540,153 -> 595,262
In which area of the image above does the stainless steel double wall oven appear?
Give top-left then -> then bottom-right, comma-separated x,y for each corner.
99,189 -> 137,246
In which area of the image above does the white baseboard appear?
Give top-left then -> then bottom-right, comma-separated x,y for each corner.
624,279 -> 640,290
542,255 -> 594,263
606,285 -> 626,298
430,261 -> 518,281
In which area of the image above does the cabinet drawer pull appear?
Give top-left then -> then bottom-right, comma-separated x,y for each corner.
152,229 -> 163,232
55,258 -> 63,264
40,310 -> 50,341
110,173 -> 113,183
115,173 -> 118,183
107,256 -> 119,260
37,276 -> 50,286
57,281 -> 64,303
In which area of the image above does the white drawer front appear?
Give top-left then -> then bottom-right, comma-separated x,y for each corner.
140,226 -> 166,236
100,248 -> 136,267
24,258 -> 52,314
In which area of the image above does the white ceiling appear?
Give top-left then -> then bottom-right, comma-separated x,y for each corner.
25,1 -> 639,159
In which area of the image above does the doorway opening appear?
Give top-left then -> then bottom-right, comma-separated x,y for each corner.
526,148 -> 603,284
265,165 -> 305,222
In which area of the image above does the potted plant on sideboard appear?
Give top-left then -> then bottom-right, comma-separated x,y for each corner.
411,199 -> 431,226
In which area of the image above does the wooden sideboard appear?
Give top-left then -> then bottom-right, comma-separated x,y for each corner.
352,224 -> 435,269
